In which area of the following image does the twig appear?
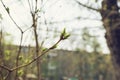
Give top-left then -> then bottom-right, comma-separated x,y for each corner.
23,26 -> 33,33
35,0 -> 38,12
0,71 -> 4,80
32,0 -> 41,79
0,0 -> 23,33
0,65 -> 12,72
28,0 -> 33,14
15,33 -> 23,79
11,39 -> 61,71
4,71 -> 11,80
75,0 -> 100,12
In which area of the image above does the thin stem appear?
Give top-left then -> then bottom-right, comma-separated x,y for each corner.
23,26 -> 32,33
1,0 -> 23,33
4,71 -> 11,80
0,65 -> 12,72
28,0 -> 33,14
75,0 -> 100,12
15,33 -> 23,80
11,39 -> 61,71
35,0 -> 38,11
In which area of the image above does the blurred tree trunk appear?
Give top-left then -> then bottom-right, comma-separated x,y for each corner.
100,0 -> 120,79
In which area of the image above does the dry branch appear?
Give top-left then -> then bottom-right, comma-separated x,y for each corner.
75,0 -> 100,12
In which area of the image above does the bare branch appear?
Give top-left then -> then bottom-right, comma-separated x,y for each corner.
28,0 -> 33,14
35,0 -> 38,11
4,71 -> 11,80
1,0 -> 23,33
23,26 -> 33,33
75,0 -> 100,12
0,65 -> 12,72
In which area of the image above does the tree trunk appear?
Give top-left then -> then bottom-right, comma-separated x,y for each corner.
101,0 -> 120,79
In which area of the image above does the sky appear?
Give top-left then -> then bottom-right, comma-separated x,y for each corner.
0,0 -> 110,53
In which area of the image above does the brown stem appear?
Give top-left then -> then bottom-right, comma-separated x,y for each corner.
75,0 -> 100,12
0,65 -> 12,72
1,0 -> 23,33
15,33 -> 23,80
11,39 -> 61,71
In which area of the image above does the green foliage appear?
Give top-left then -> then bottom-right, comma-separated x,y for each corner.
1,42 -> 114,80
42,47 -> 48,51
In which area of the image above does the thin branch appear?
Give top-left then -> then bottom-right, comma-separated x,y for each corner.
39,0 -> 50,11
15,33 -> 23,79
28,0 -> 33,14
32,0 -> 41,79
23,26 -> 33,33
75,0 -> 100,12
11,39 -> 61,71
0,0 -> 23,33
35,0 -> 38,11
0,72 -> 4,80
4,71 -> 11,80
0,65 -> 12,72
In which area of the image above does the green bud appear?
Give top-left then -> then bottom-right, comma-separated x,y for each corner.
42,48 -> 48,51
63,34 -> 70,40
6,7 -> 10,14
60,28 -> 70,40
18,69 -> 24,76
60,28 -> 66,39
18,56 -> 23,60
25,59 -> 30,63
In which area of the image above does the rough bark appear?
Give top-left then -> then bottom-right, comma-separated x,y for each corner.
101,0 -> 120,79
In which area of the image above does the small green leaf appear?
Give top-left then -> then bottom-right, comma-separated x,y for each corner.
62,28 -> 66,35
6,7 -> 10,14
60,28 -> 70,40
18,69 -> 24,76
25,59 -> 30,63
63,34 -> 70,40
42,48 -> 48,51
18,56 -> 23,60
60,28 -> 66,39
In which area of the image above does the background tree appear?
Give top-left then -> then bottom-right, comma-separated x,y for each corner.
101,0 -> 120,79
75,0 -> 120,79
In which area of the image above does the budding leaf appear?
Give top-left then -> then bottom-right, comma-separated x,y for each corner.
42,48 -> 48,51
60,28 -> 66,39
62,28 -> 66,35
6,7 -> 10,14
63,33 -> 70,40
18,56 -> 23,60
18,69 -> 24,76
60,28 -> 70,40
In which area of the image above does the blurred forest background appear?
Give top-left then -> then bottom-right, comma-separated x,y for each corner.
0,0 -> 119,80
